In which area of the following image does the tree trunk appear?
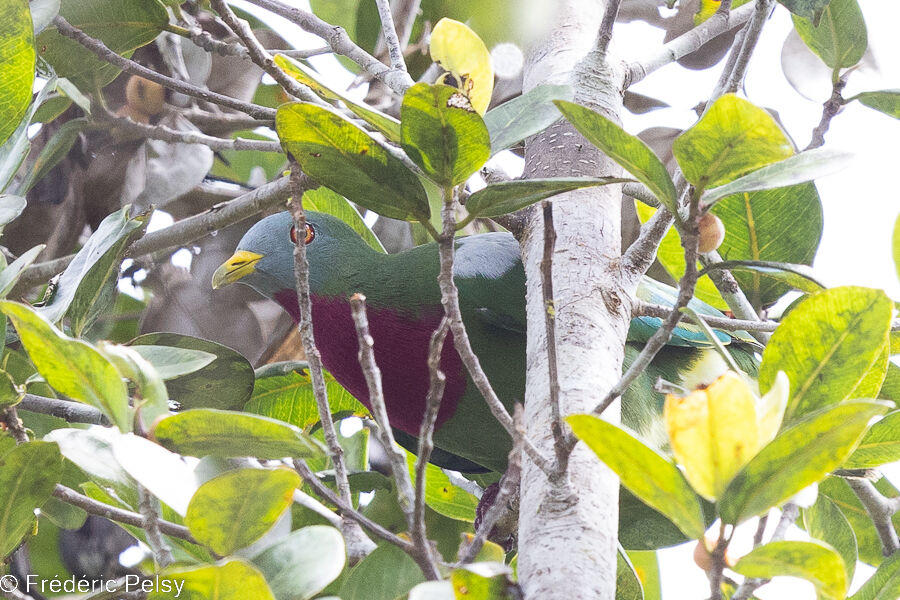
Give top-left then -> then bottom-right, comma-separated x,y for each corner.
518,2 -> 632,598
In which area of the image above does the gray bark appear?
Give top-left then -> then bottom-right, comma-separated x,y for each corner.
518,2 -> 633,598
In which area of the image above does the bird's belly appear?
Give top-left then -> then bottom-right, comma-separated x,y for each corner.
299,294 -> 467,436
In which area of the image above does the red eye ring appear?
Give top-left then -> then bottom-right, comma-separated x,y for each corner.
290,223 -> 315,245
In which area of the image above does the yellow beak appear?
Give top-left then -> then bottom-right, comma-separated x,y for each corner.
211,250 -> 264,289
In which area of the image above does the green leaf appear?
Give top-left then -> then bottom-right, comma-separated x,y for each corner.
125,345 -> 216,381
619,487 -> 714,550
0,0 -> 35,147
405,450 -> 479,522
844,410 -> 900,468
703,260 -> 825,303
0,368 -> 22,409
450,563 -> 516,599
792,0 -> 867,70
759,286 -> 893,421
734,540 -> 847,600
152,408 -> 325,460
29,0 -> 59,34
617,547 -> 644,600
850,550 -> 900,600
673,94 -> 794,191
567,414 -> 706,539
400,83 -> 490,186
0,245 -> 45,298
40,495 -> 86,530
277,102 -> 429,222
484,84 -> 572,155
186,467 -> 299,555
856,90 -> 900,121
0,441 -> 63,558
252,526 -> 346,600
246,361 -> 367,429
465,177 -> 633,218
555,100 -> 678,215
36,0 -> 168,88
44,427 -> 138,505
0,80 -> 54,192
1,302 -> 131,430
274,53 -> 401,142
718,400 -> 890,525
19,118 -> 92,193
111,431 -> 199,515
627,550 -> 661,600
38,205 -> 147,330
340,542 -> 425,600
707,183 -> 823,307
804,494 -> 857,581
302,187 -> 385,253
151,560 -> 276,600
129,332 -> 254,411
778,0 -> 832,21
701,149 -> 850,208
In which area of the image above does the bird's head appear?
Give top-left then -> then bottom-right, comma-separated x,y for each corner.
212,210 -> 371,299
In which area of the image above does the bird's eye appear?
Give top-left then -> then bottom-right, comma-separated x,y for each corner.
289,223 -> 315,245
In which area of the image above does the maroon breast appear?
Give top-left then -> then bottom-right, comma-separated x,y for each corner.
273,290 -> 466,435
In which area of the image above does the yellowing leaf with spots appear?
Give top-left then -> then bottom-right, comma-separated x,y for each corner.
430,18 -> 493,115
665,372 -> 761,500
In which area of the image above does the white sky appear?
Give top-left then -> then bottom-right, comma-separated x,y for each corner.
238,2 -> 900,598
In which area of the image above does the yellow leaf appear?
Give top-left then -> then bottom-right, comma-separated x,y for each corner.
429,18 -> 494,115
665,372 -> 760,500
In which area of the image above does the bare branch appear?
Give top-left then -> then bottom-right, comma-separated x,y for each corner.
595,0 -> 622,58
622,205 -> 675,278
184,25 -> 250,59
732,503 -> 800,600
633,301 -> 779,332
52,16 -> 275,120
0,407 -> 29,443
137,485 -> 174,567
541,201 -> 567,474
210,0 -> 321,104
242,0 -> 414,94
292,458 -> 413,551
348,294 -> 441,580
436,189 -> 555,476
806,75 -> 849,150
393,0 -> 423,49
622,182 -> 660,207
181,108 -> 273,134
721,0 -> 775,96
52,485 -> 196,543
848,477 -> 900,555
16,176 -> 292,293
104,113 -> 283,152
699,251 -> 771,344
457,406 -> 524,565
626,2 -> 755,86
18,394 -> 107,424
375,0 -> 409,74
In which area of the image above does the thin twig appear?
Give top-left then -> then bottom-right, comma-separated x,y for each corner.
210,0 -> 321,104
137,485 -> 174,567
292,458 -> 413,551
717,0 -> 734,14
1,407 -> 29,443
622,205 -> 675,279
626,2 -> 755,86
541,201 -> 567,474
708,522 -> 730,600
595,0 -> 622,57
279,46 -> 333,59
287,166 -> 353,510
375,0 -> 408,74
414,318 -> 450,562
242,0 -> 414,94
806,75 -> 848,150
52,16 -> 275,119
435,188 -> 554,476
52,485 -> 196,543
752,514 -> 768,546
181,108 -> 273,133
721,0 -> 775,95
622,182 -> 660,207
699,252 -> 771,344
847,478 -> 900,555
17,394 -> 108,424
16,176 -> 293,292
348,294 -> 441,580
185,25 -> 250,59
0,586 -> 36,600
457,406 -> 525,565
105,113 -> 282,152
393,0 -> 423,49
633,301 -> 779,332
